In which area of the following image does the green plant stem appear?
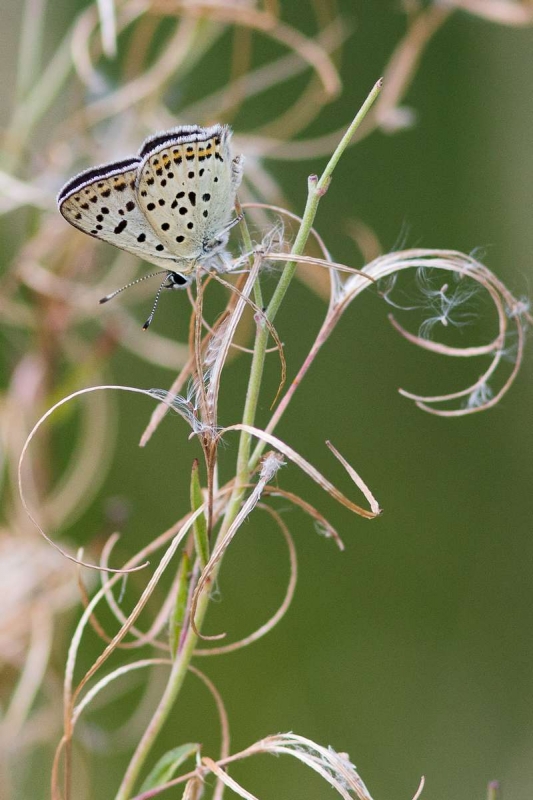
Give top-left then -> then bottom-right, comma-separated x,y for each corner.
214,80 -> 383,608
114,79 -> 381,799
237,197 -> 263,309
114,588 -> 211,800
245,77 -> 383,473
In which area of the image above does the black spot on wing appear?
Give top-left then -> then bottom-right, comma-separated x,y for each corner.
114,220 -> 128,234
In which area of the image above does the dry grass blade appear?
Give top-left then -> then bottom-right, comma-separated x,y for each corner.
448,0 -> 533,25
263,486 -> 344,548
225,424 -> 380,519
189,665 -> 230,795
82,16 -> 200,125
152,1 -> 341,97
190,452 -> 286,639
139,272 -> 250,448
72,659 -> 172,725
18,384 -> 208,572
412,776 -> 425,800
263,250 -> 376,280
184,17 -> 347,121
18,387 -> 151,573
260,733 -> 374,800
243,202 -> 332,259
388,313 -> 501,357
209,268 -> 287,410
204,254 -> 264,422
337,248 -> 529,415
128,728 -> 375,800
2,605 -> 53,735
194,503 -> 297,655
65,504 -> 207,711
202,758 -> 259,800
373,5 -> 451,132
325,441 -> 381,516
96,0 -> 117,57
99,534 -> 175,650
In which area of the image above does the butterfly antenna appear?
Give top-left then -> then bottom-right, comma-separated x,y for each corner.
142,275 -> 168,330
99,270 -> 169,304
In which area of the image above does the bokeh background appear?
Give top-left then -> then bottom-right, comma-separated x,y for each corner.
1,2 -> 533,799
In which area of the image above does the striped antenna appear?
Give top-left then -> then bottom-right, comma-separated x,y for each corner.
99,270 -> 170,304
142,276 -> 169,330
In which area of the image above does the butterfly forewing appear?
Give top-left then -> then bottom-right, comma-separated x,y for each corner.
135,124 -> 243,271
58,160 -> 183,270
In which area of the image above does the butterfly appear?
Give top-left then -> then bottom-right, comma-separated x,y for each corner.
58,124 -> 244,328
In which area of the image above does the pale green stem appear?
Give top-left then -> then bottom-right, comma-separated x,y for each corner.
240,78 -> 383,476
114,587 -> 210,800
114,79 -> 382,799
253,310 -> 336,458
236,197 -> 263,309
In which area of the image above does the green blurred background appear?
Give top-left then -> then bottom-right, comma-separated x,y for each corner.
2,2 -> 533,799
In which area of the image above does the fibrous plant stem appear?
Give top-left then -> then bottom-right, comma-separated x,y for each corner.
244,77 -> 383,475
114,78 -> 381,800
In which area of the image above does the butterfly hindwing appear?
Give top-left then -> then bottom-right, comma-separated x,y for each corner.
58,159 -> 182,270
135,124 -> 243,271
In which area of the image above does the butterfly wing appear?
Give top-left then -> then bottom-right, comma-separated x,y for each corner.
135,124 -> 243,272
57,158 -> 185,270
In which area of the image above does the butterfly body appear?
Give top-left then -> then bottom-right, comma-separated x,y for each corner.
58,124 -> 243,281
